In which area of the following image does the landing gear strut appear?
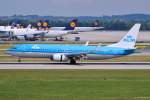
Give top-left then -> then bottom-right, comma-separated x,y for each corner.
70,58 -> 76,64
55,37 -> 64,41
18,58 -> 21,63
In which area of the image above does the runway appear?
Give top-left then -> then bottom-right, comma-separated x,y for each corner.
0,62 -> 150,69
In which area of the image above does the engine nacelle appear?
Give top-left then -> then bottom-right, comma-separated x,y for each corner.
25,34 -> 34,39
16,36 -> 25,40
51,54 -> 68,62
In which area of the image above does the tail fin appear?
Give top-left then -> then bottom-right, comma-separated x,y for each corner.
108,24 -> 141,49
34,21 -> 42,30
85,41 -> 89,46
26,24 -> 31,29
34,20 -> 49,30
11,22 -> 16,28
92,20 -> 99,27
64,19 -> 77,30
42,20 -> 49,30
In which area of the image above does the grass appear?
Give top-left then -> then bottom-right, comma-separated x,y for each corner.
0,70 -> 150,100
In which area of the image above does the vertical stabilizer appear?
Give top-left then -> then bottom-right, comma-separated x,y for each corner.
64,19 -> 77,30
108,24 -> 141,49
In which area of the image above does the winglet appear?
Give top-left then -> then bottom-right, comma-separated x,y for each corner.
85,41 -> 89,46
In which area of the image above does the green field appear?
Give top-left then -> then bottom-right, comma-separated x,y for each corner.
0,70 -> 150,100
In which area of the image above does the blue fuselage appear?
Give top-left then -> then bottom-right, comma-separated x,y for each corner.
6,44 -> 135,60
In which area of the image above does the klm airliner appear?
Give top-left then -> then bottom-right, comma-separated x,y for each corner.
6,24 -> 141,64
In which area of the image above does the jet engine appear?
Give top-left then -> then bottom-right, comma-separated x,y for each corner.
24,34 -> 36,41
15,36 -> 25,40
51,54 -> 68,62
25,34 -> 34,39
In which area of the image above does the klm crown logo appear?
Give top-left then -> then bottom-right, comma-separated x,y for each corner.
123,35 -> 135,42
32,45 -> 40,49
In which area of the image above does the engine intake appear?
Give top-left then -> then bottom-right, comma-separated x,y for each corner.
52,54 -> 68,62
16,36 -> 25,40
25,34 -> 34,39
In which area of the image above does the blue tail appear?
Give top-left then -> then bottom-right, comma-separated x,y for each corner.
34,20 -> 49,30
42,20 -> 49,30
34,20 -> 42,30
64,19 -> 77,30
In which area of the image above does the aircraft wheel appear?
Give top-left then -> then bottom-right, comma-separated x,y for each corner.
70,59 -> 77,64
55,37 -> 58,41
18,58 -> 21,62
60,37 -> 64,40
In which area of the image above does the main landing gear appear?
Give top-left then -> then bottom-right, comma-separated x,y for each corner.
69,58 -> 77,64
17,58 -> 21,62
55,37 -> 64,41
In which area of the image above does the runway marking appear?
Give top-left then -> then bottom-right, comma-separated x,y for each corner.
0,62 -> 150,69
0,62 -> 150,64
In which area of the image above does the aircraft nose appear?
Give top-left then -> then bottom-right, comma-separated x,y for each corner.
5,50 -> 12,55
5,48 -> 15,55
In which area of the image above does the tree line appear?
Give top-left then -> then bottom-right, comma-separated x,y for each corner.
0,15 -> 150,30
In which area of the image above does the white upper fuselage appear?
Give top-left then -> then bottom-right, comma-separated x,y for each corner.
50,27 -> 103,32
0,26 -> 42,36
44,30 -> 69,38
11,29 -> 43,36
0,27 -> 70,38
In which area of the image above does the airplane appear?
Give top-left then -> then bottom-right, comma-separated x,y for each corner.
50,19 -> 104,33
38,20 -> 77,40
0,26 -> 12,38
0,21 -> 75,41
0,25 -> 45,40
5,24 -> 141,64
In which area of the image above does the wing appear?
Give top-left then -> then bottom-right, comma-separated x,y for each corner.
64,46 -> 100,58
64,51 -> 90,59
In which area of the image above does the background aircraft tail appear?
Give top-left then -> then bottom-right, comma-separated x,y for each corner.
92,20 -> 100,27
26,24 -> 32,29
108,24 -> 141,49
64,19 -> 77,30
34,20 -> 49,30
92,20 -> 104,29
42,20 -> 49,30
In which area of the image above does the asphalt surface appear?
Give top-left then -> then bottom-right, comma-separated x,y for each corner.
65,31 -> 150,42
1,31 -> 150,43
0,62 -> 150,69
131,48 -> 150,56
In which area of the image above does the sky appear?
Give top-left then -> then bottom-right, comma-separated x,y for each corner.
0,0 -> 149,16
